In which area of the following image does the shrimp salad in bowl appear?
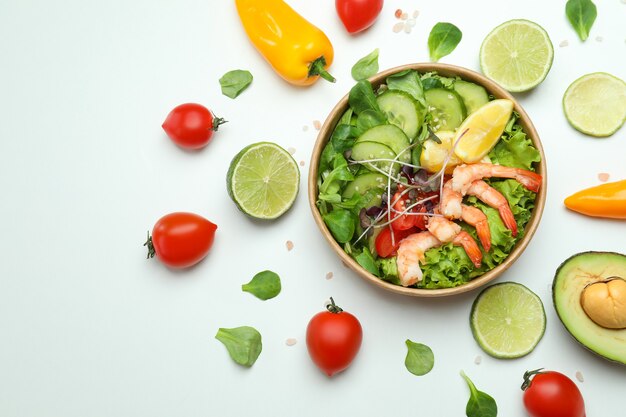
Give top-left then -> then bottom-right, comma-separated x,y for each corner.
312,65 -> 545,292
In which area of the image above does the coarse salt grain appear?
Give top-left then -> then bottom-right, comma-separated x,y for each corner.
313,120 -> 322,130
286,240 -> 294,251
403,24 -> 412,34
288,147 -> 296,155
302,125 -> 309,132
286,338 -> 297,346
393,22 -> 405,33
596,36 -> 604,42
413,10 -> 419,18
474,355 -> 482,365
299,160 -> 305,167
576,371 -> 584,382
598,172 -> 610,182
406,18 -> 416,27
559,40 -> 569,48
401,12 -> 408,20
395,9 -> 402,18
326,272 -> 334,280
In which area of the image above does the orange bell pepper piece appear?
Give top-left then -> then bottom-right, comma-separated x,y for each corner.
564,179 -> 626,219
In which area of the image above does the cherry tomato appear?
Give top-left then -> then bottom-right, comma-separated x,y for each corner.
335,0 -> 384,34
306,298 -> 363,377
375,226 -> 415,258
521,369 -> 586,417
144,212 -> 217,268
162,103 -> 226,150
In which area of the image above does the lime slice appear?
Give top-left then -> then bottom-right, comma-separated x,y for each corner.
563,72 -> 626,137
480,19 -> 554,92
453,99 -> 514,163
227,142 -> 299,220
470,282 -> 546,359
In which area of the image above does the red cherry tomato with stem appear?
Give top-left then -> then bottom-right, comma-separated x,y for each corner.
335,0 -> 384,34
144,212 -> 217,268
306,297 -> 363,377
521,369 -> 586,417
162,103 -> 226,150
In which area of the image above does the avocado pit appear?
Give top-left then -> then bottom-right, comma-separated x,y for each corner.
580,277 -> 626,329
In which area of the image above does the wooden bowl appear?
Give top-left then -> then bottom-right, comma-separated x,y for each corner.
308,63 -> 547,297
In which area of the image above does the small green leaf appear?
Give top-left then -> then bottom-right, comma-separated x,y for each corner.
428,22 -> 462,62
215,326 -> 262,367
566,0 -> 597,42
351,48 -> 380,81
219,70 -> 253,99
323,208 -> 356,243
354,247 -> 380,277
461,371 -> 498,417
404,340 -> 434,376
354,109 -> 387,136
349,80 -> 381,115
242,270 -> 281,300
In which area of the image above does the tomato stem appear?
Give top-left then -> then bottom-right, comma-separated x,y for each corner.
308,56 -> 336,83
212,116 -> 227,131
521,368 -> 545,391
326,297 -> 343,314
144,231 -> 156,259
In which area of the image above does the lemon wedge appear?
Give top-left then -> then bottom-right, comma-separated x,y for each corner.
420,131 -> 462,174
453,99 -> 514,163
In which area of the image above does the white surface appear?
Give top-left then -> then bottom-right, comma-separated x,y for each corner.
1,1 -> 625,416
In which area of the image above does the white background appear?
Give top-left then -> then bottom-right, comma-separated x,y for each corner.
1,0 -> 625,416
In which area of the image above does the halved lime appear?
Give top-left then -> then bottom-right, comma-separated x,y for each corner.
480,19 -> 554,92
227,142 -> 299,220
470,282 -> 546,359
563,72 -> 626,137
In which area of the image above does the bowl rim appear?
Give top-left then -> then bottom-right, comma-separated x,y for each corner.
308,63 -> 547,297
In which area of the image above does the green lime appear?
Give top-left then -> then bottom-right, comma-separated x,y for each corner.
480,19 -> 554,92
227,142 -> 299,220
563,72 -> 626,137
470,282 -> 546,359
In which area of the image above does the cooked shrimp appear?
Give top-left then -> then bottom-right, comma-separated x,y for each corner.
466,180 -> 518,236
439,179 -> 491,251
427,217 -> 482,268
396,232 -> 441,287
452,231 -> 483,269
451,163 -> 542,195
460,205 -> 491,252
440,179 -> 463,219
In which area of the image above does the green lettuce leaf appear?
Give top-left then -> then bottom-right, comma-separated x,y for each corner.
378,257 -> 400,285
488,117 -> 541,170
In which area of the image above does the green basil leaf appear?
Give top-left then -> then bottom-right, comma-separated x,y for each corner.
354,247 -> 380,276
461,371 -> 498,417
219,70 -> 253,99
331,124 -> 356,153
215,326 -> 262,367
404,340 -> 435,376
351,48 -> 380,81
386,70 -> 426,107
349,80 -> 381,115
566,0 -> 597,41
355,109 -> 387,136
323,208 -> 356,243
242,270 -> 281,300
428,22 -> 462,62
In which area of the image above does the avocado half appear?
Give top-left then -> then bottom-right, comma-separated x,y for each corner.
553,251 -> 626,365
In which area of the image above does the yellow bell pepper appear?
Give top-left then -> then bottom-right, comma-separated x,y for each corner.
235,0 -> 335,86
564,179 -> 626,219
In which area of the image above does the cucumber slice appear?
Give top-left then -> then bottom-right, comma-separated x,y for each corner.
351,141 -> 399,177
342,173 -> 387,198
424,88 -> 467,130
454,80 -> 490,115
376,91 -> 423,140
355,125 -> 411,163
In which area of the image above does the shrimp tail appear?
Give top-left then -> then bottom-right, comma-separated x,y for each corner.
474,220 -> 491,252
498,205 -> 518,237
452,231 -> 482,268
516,170 -> 542,193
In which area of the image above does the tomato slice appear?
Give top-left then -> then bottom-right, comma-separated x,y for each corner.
375,226 -> 416,258
390,191 -> 415,231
